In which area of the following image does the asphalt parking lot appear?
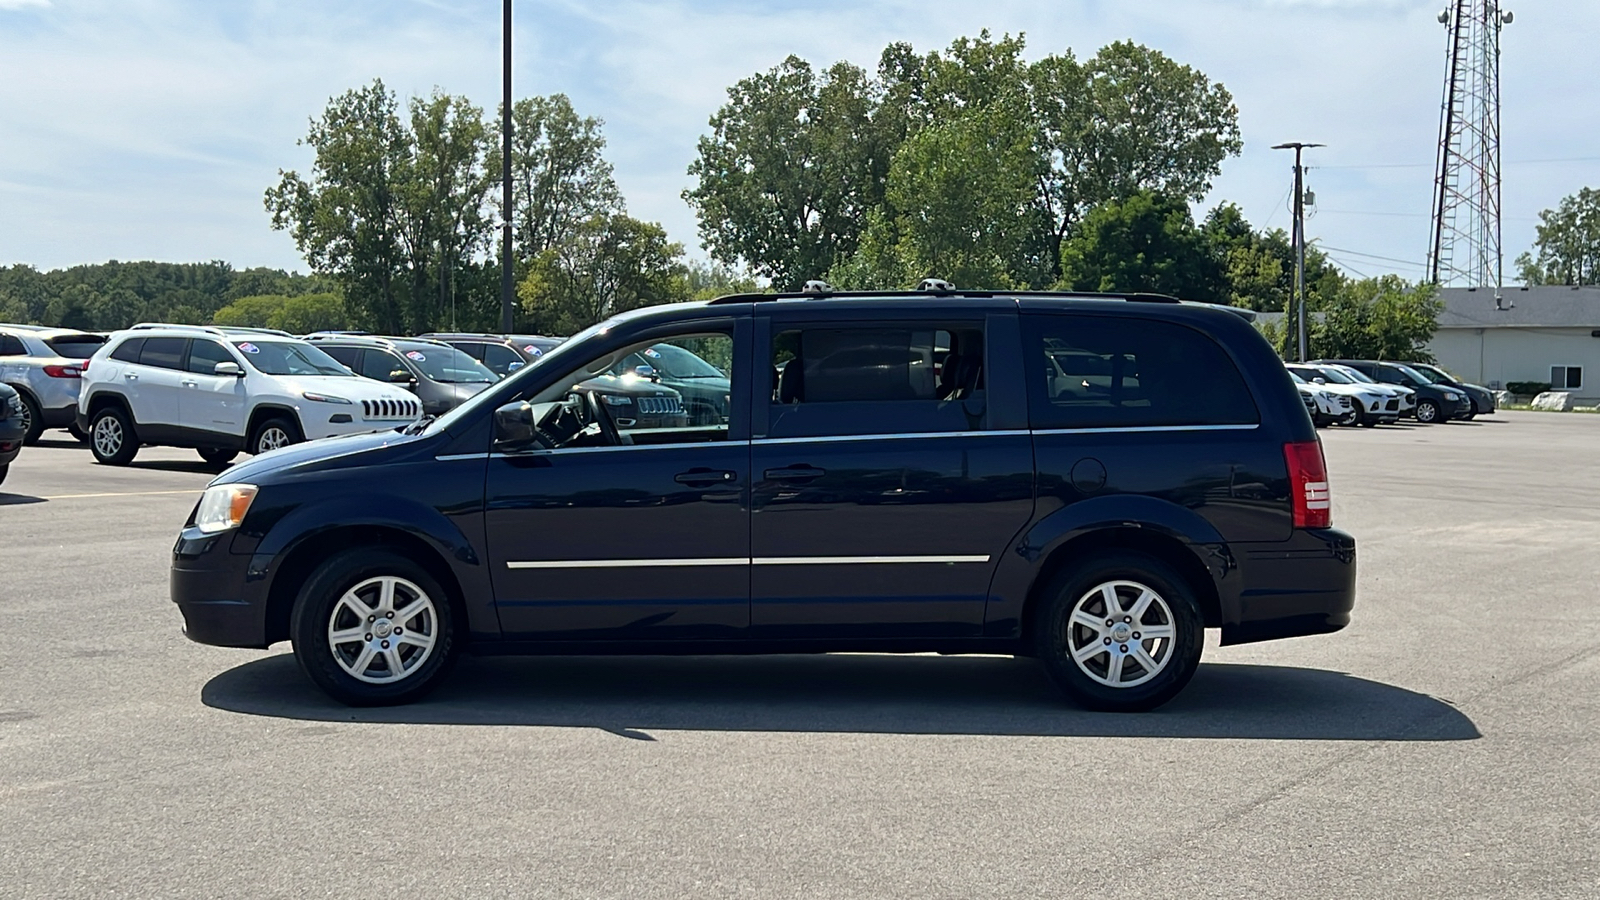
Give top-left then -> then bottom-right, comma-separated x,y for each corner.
2,413 -> 1598,899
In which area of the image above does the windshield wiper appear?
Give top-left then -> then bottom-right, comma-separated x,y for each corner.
402,414 -> 436,435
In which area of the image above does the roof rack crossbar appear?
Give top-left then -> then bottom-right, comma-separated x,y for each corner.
706,289 -> 1181,305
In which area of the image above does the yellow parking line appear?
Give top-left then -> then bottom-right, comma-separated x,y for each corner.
41,489 -> 204,500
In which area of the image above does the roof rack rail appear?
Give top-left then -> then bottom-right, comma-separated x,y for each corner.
129,322 -> 226,335
706,289 -> 1182,305
217,325 -> 294,337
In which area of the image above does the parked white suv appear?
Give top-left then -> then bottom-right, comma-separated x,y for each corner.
78,324 -> 423,466
1285,363 -> 1398,427
0,324 -> 107,443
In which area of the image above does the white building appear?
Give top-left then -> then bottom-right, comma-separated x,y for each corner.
1428,286 -> 1600,401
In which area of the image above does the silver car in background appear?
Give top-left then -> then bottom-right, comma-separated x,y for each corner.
0,325 -> 106,443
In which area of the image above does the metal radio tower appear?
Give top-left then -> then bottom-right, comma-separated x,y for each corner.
1427,1 -> 1512,294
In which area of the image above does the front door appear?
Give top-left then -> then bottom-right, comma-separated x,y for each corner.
485,324 -> 752,641
180,339 -> 245,440
749,313 -> 1035,639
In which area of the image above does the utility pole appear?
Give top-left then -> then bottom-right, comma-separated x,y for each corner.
499,0 -> 514,334
1273,142 -> 1323,362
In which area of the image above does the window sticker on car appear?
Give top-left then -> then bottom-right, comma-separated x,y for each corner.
238,342 -> 260,354
643,348 -> 661,358
406,351 -> 426,361
524,345 -> 541,355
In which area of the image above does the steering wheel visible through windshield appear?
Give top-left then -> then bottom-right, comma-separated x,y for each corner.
233,340 -> 352,376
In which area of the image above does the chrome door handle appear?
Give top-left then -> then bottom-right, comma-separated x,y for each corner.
123,372 -> 138,381
181,380 -> 198,388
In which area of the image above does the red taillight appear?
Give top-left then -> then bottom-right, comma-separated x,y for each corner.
43,364 -> 82,378
1284,440 -> 1331,529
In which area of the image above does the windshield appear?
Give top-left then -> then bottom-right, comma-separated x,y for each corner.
1338,366 -> 1378,384
1394,364 -> 1433,385
395,344 -> 497,383
1415,363 -> 1457,383
233,340 -> 351,376
45,335 -> 106,359
619,343 -> 725,379
1288,371 -> 1307,384
1311,366 -> 1355,384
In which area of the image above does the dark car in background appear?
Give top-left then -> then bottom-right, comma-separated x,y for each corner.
610,341 -> 731,426
1315,359 -> 1472,423
1407,362 -> 1495,419
0,383 -> 26,486
307,335 -> 498,417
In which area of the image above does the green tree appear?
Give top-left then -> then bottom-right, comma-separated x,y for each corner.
212,293 -> 348,333
1516,186 -> 1600,285
682,260 -> 761,301
1308,276 -> 1442,361
266,81 -> 494,335
684,57 -> 892,290
502,94 -> 622,260
517,214 -> 689,334
1202,204 -> 1344,313
1057,192 -> 1225,301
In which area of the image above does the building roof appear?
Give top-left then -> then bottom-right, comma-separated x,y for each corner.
1437,285 -> 1600,328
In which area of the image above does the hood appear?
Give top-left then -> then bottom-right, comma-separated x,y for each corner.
214,427 -> 425,486
275,375 -> 417,403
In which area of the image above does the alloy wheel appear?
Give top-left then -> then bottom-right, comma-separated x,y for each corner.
93,416 -> 123,457
256,426 -> 292,453
1064,580 -> 1176,689
326,576 -> 439,684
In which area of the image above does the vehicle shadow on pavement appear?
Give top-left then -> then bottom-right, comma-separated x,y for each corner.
0,491 -> 47,505
202,653 -> 1480,742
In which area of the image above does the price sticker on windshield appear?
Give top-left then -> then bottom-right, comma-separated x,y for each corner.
406,351 -> 426,361
238,342 -> 260,354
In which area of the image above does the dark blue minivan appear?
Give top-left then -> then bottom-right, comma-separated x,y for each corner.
171,289 -> 1356,711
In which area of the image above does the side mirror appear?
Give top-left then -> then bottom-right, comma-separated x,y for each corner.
214,361 -> 244,377
389,370 -> 416,386
1313,376 -> 1326,384
507,361 -> 524,372
494,400 -> 536,451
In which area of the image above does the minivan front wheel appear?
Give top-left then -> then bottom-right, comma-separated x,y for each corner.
1415,399 -> 1440,423
1034,552 -> 1204,712
290,549 -> 456,706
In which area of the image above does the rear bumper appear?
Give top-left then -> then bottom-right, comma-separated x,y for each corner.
1224,528 -> 1356,645
171,527 -> 272,648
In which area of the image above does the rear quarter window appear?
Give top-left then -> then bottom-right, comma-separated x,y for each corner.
1024,314 -> 1258,429
109,337 -> 146,362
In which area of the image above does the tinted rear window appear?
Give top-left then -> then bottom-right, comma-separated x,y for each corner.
137,337 -> 189,370
1024,314 -> 1258,429
110,337 -> 145,362
45,335 -> 106,359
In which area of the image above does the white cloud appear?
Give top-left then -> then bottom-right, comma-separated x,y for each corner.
0,0 -> 50,9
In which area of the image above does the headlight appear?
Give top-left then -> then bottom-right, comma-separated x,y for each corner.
600,394 -> 633,406
302,392 -> 352,404
1444,391 -> 1461,401
194,483 -> 258,534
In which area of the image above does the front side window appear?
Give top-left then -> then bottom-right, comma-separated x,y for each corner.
233,340 -> 351,377
479,343 -> 524,377
1024,314 -> 1258,429
514,331 -> 737,448
359,350 -> 408,382
186,340 -> 236,375
766,323 -> 985,438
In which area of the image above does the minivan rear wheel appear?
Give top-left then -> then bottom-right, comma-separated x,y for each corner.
290,548 -> 457,706
1034,552 -> 1204,712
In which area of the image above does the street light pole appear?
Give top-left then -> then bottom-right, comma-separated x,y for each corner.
500,0 -> 514,334
1272,142 -> 1323,362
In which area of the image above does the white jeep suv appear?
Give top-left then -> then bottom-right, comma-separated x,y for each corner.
78,324 -> 423,466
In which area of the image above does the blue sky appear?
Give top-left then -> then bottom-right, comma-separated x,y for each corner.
1,0 -> 1594,283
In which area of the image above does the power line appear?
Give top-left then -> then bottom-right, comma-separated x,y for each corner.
1319,245 -> 1430,269
1314,155 -> 1600,170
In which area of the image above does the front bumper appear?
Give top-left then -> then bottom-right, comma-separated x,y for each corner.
171,526 -> 272,648
1225,528 -> 1357,645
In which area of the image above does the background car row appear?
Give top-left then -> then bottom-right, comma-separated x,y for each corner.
1286,358 -> 1492,427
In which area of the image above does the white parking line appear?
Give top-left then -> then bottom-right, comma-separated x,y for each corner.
41,489 -> 204,500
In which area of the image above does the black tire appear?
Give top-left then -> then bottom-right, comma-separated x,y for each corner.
249,415 -> 302,456
198,447 -> 237,467
1033,551 -> 1205,712
67,422 -> 90,443
17,391 -> 44,444
88,406 -> 139,466
1462,411 -> 1476,421
290,548 -> 457,706
1415,399 -> 1440,423
0,463 -> 8,487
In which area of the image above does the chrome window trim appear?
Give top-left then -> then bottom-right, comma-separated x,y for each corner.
506,555 -> 991,569
1030,423 -> 1260,436
753,430 -> 1027,445
434,452 -> 490,462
